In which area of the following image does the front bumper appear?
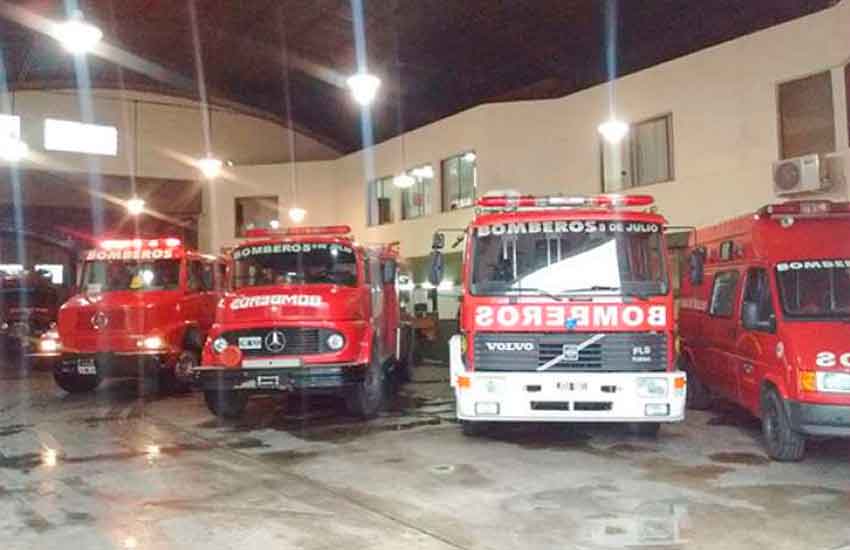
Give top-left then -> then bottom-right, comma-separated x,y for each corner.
787,401 -> 850,437
54,352 -> 177,378
193,362 -> 365,392
449,335 -> 686,423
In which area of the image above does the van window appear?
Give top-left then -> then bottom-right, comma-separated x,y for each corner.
742,268 -> 775,326
709,270 -> 740,317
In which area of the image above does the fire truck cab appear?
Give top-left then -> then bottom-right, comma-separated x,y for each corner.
0,270 -> 60,354
432,194 -> 686,436
39,238 -> 222,394
678,200 -> 850,461
194,225 -> 413,419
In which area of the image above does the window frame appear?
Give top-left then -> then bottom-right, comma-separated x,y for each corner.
708,269 -> 741,318
441,151 -> 477,212
234,195 -> 279,238
741,267 -> 776,332
601,113 -> 675,192
367,176 -> 395,227
776,70 -> 836,160
401,164 -> 434,221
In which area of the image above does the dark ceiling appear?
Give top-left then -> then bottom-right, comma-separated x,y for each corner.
0,0 -> 839,153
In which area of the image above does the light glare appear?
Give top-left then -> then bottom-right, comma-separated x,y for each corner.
288,207 -> 307,224
54,14 -> 103,55
126,197 -> 145,216
598,118 -> 630,144
346,73 -> 381,106
0,137 -> 28,163
197,155 -> 223,179
393,173 -> 416,189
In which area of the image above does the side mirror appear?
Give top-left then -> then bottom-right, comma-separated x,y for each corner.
429,251 -> 444,287
432,232 -> 446,251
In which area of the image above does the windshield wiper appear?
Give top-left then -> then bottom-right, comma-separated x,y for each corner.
563,285 -> 622,294
503,287 -> 563,302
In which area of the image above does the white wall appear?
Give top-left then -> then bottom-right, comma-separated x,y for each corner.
4,89 -> 339,180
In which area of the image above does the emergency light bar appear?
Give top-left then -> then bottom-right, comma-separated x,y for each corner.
99,238 -> 182,250
476,194 -> 654,210
243,225 -> 352,238
760,200 -> 850,218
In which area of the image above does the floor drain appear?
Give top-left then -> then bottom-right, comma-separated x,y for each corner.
430,464 -> 455,474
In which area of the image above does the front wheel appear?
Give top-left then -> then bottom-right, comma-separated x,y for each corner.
204,389 -> 248,419
345,343 -> 386,418
761,388 -> 805,461
160,349 -> 197,394
628,422 -> 661,438
54,372 -> 101,394
460,420 -> 489,437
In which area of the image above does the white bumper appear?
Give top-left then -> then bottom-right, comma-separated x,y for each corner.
449,335 -> 686,423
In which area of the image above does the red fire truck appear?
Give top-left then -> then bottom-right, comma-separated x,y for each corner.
678,200 -> 850,461
0,270 -> 60,354
431,194 -> 686,436
194,225 -> 414,419
38,238 -> 222,394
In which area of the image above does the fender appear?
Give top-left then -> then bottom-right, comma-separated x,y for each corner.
759,375 -> 790,416
356,325 -> 376,365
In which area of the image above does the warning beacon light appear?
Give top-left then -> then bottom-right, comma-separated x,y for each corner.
243,225 -> 352,238
476,194 -> 654,210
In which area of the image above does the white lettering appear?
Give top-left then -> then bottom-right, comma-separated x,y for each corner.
647,306 -> 667,327
475,306 -> 494,327
622,306 -> 644,327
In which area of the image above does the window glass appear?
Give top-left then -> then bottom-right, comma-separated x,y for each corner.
775,259 -> 850,320
401,165 -> 434,220
44,119 -> 118,156
82,260 -> 180,292
232,242 -> 358,288
709,270 -> 740,317
235,196 -> 279,237
602,114 -> 673,190
367,177 -> 394,226
778,71 -> 835,159
442,152 -> 477,211
34,264 -> 64,285
742,268 -> 775,326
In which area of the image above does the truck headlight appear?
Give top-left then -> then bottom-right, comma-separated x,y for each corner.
637,377 -> 668,398
40,338 -> 61,353
212,337 -> 228,354
817,372 -> 850,393
140,335 -> 165,350
326,333 -> 345,351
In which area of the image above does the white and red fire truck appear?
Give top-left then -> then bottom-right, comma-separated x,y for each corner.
194,225 -> 414,419
431,194 -> 686,435
39,238 -> 222,393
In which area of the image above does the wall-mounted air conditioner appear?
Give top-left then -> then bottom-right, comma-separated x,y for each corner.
772,154 -> 823,196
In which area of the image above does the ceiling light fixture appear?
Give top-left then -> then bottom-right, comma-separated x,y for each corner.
54,11 -> 103,55
126,196 -> 145,216
598,118 -> 630,144
288,207 -> 306,224
393,173 -> 416,189
197,155 -> 223,179
346,72 -> 381,106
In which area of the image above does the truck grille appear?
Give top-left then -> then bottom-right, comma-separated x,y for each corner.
474,332 -> 668,372
75,309 -> 128,331
220,327 -> 322,356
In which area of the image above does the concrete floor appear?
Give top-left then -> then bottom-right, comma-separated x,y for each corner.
0,360 -> 848,550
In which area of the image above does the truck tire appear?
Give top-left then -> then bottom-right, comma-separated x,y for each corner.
54,372 -> 101,394
204,389 -> 248,419
399,328 -> 416,383
628,422 -> 661,437
761,388 -> 806,462
160,349 -> 197,394
345,342 -> 386,418
678,356 -> 712,410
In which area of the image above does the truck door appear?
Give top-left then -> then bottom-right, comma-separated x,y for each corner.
368,255 -> 384,358
734,267 -> 779,414
704,269 -> 742,401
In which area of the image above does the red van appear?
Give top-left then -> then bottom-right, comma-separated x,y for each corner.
194,226 -> 414,419
678,200 -> 850,460
39,238 -> 223,394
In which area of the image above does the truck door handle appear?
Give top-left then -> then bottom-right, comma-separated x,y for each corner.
743,363 -> 754,374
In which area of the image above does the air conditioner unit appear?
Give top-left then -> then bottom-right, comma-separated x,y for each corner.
772,154 -> 823,196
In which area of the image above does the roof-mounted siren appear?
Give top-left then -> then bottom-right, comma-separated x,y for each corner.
243,225 -> 352,238
476,193 -> 654,210
772,152 -> 848,197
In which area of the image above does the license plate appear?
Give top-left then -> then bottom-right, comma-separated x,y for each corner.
556,381 -> 588,392
256,375 -> 280,389
77,359 -> 96,375
238,336 -> 262,350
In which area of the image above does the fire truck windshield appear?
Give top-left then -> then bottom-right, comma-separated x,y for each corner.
232,242 -> 358,289
775,260 -> 850,319
82,260 -> 180,292
471,221 -> 667,297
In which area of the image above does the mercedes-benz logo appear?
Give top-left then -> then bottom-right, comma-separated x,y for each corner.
264,330 -> 287,353
91,311 -> 109,330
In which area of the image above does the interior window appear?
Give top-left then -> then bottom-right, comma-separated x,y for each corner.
709,270 -> 740,317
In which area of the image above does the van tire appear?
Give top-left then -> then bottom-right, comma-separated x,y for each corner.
679,356 -> 712,410
204,389 -> 248,419
346,341 -> 386,418
628,422 -> 661,437
761,388 -> 805,462
54,372 -> 101,394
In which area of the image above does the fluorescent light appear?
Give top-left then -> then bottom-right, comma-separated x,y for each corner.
197,155 -> 223,179
411,166 -> 434,179
393,173 -> 416,189
288,207 -> 306,224
54,12 -> 103,55
126,196 -> 145,216
346,73 -> 381,106
0,137 -> 28,163
462,152 -> 477,163
44,119 -> 118,156
598,118 -> 630,144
